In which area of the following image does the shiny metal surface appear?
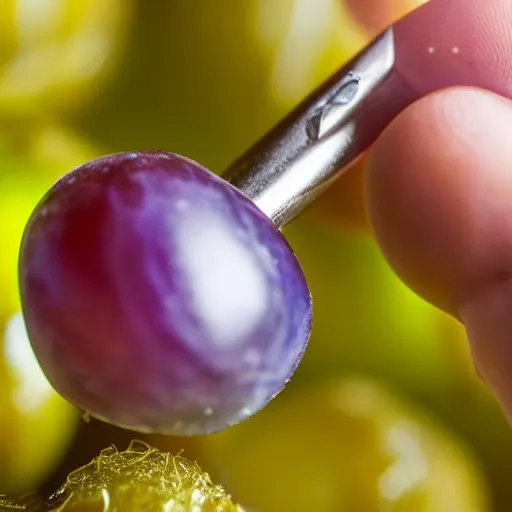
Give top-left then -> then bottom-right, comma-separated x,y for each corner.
224,28 -> 414,228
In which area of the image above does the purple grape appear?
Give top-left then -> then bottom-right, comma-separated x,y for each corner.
18,151 -> 311,435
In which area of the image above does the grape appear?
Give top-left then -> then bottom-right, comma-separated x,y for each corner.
18,151 -> 312,435
0,0 -> 130,117
0,312 -> 78,496
199,379 -> 490,512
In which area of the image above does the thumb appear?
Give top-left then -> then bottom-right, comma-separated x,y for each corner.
367,87 -> 512,423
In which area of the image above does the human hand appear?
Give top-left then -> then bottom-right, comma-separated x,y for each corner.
357,0 -> 512,423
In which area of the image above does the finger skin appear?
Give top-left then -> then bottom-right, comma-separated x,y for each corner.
349,0 -> 512,305
367,89 -> 512,418
368,88 -> 512,314
393,0 -> 512,98
357,0 -> 512,297
365,0 -> 512,420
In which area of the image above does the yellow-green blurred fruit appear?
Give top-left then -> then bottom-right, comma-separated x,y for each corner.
82,0 -> 367,171
284,221 -> 474,396
242,0 -> 366,111
345,0 -> 429,38
418,316 -> 512,510
44,441 -> 242,512
200,379 -> 490,512
0,0 -> 130,117
0,121 -> 101,316
0,312 -> 78,496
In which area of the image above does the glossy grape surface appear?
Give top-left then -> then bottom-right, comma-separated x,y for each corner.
19,151 -> 312,435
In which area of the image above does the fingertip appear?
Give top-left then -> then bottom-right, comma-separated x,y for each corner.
366,86 -> 512,421
366,87 -> 512,313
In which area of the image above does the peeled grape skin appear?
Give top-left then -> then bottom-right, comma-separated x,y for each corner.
18,151 -> 312,436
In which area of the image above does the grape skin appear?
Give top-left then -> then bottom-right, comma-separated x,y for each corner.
18,151 -> 312,435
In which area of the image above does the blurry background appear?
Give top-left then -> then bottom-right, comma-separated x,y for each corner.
0,0 -> 510,511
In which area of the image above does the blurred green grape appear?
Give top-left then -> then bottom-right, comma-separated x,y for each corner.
200,379 -> 490,512
80,0 -> 366,171
0,0 -> 130,117
284,221 -> 512,508
416,317 -> 512,511
0,312 -> 78,496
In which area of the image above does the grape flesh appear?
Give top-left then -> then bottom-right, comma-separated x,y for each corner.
18,151 -> 312,435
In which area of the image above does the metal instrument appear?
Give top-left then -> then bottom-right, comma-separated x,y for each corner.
225,28 -> 417,228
